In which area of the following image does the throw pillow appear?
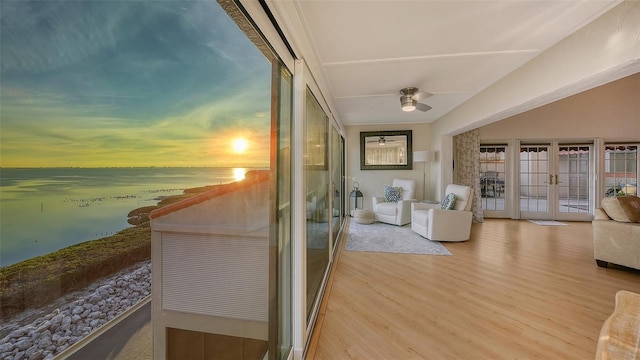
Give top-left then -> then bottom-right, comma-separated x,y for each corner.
601,196 -> 631,222
617,196 -> 640,223
384,186 -> 402,202
441,193 -> 456,210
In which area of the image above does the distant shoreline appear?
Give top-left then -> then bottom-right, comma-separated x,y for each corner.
0,181 -> 216,320
1,167 -> 254,267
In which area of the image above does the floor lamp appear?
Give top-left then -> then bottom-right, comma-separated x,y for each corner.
413,150 -> 434,201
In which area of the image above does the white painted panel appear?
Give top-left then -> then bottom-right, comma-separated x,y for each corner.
161,232 -> 268,322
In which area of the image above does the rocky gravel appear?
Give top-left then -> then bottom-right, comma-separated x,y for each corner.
0,261 -> 151,360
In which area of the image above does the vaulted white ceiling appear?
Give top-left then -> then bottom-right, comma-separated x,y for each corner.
275,0 -> 621,126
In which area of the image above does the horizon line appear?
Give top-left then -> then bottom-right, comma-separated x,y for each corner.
0,166 -> 270,169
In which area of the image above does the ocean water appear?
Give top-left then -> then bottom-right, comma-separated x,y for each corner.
0,167 -> 251,267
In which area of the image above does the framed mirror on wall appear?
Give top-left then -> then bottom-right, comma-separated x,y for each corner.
360,130 -> 413,170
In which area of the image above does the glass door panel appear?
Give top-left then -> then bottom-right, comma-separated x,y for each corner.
480,145 -> 507,216
330,127 -> 343,252
274,66 -> 292,360
556,145 -> 592,219
519,145 -> 551,219
304,88 -> 329,321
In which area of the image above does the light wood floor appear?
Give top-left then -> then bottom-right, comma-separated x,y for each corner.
306,219 -> 640,360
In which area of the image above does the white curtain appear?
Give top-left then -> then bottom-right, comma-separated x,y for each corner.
453,129 -> 484,222
366,148 -> 402,165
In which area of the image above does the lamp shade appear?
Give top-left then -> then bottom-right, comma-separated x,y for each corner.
413,150 -> 434,163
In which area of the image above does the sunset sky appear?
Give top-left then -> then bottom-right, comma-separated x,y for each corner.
0,0 -> 272,168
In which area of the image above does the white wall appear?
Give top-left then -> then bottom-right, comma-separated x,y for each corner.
345,123 -> 434,210
479,72 -> 640,141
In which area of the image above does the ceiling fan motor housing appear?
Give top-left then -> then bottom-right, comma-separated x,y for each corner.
400,95 -> 416,111
400,87 -> 418,96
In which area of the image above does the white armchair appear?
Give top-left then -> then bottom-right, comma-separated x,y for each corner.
411,184 -> 474,242
372,179 -> 417,226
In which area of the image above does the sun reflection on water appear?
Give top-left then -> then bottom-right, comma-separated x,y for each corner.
234,168 -> 246,181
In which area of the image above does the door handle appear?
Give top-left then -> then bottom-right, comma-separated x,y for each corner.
549,174 -> 554,185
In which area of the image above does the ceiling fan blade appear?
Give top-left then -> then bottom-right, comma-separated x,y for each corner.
367,136 -> 387,144
415,103 -> 432,112
412,91 -> 433,101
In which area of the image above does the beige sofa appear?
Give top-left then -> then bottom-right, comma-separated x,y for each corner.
592,196 -> 640,270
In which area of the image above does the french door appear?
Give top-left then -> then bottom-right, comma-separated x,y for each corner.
519,142 -> 593,221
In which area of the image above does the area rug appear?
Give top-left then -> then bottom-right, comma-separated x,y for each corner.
528,220 -> 567,226
346,221 -> 452,255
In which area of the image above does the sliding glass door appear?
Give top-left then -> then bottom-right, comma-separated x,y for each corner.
331,127 -> 344,253
305,88 -> 329,321
272,65 -> 293,360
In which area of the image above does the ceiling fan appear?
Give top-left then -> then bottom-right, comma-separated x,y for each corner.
400,87 -> 432,112
366,136 -> 396,145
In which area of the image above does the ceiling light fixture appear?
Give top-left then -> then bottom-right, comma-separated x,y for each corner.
401,95 -> 416,112
400,87 -> 433,112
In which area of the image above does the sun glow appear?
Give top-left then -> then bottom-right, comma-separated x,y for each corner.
232,137 -> 249,153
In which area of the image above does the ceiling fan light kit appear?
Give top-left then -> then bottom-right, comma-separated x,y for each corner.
401,95 -> 416,112
399,87 -> 432,112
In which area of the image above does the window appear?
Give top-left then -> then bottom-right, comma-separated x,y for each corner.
0,1 -> 292,359
604,145 -> 638,197
480,145 -> 506,211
